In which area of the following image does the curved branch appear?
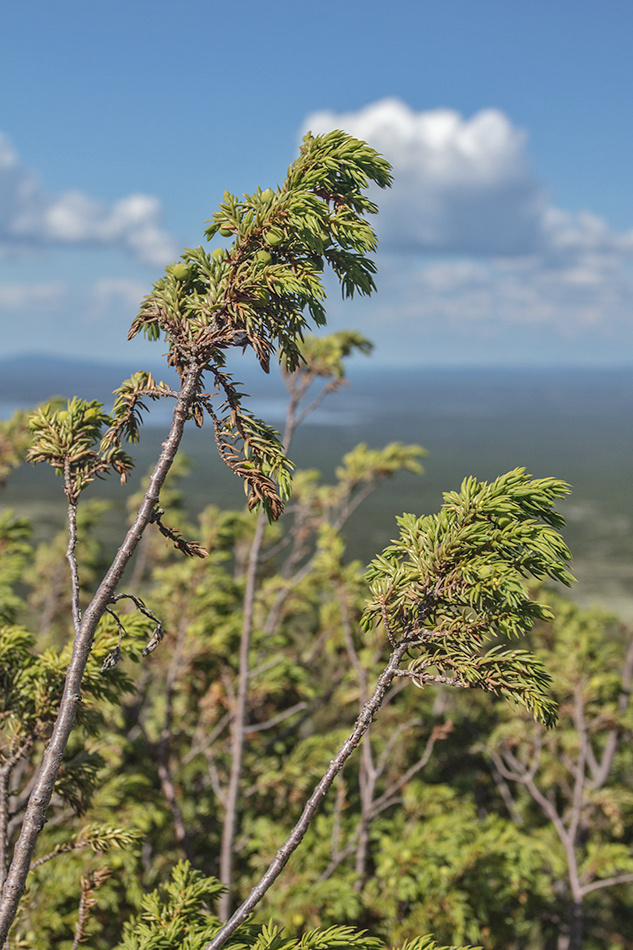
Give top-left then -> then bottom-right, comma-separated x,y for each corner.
582,872 -> 633,896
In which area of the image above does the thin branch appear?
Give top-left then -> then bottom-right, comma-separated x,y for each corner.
370,722 -> 452,816
244,702 -> 308,734
202,636 -> 411,950
218,509 -> 266,921
29,839 -> 87,871
495,746 -> 569,845
394,670 -> 467,689
568,687 -> 588,849
330,779 -> 346,868
374,717 -> 424,778
487,755 -> 524,827
320,833 -> 360,882
181,712 -> 232,767
262,676 -> 345,753
589,631 -> 633,790
248,657 -> 285,681
204,751 -> 228,810
582,872 -> 633,896
0,771 -> 9,892
339,590 -> 375,883
155,618 -> 194,862
71,869 -> 111,950
64,484 -> 81,637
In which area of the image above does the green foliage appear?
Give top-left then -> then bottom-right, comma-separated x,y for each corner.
287,331 -> 374,382
483,596 -> 633,945
104,372 -> 176,447
210,405 -> 294,521
0,136 -> 607,950
31,824 -> 143,869
27,501 -> 112,639
114,861 -> 477,950
201,130 -> 392,366
363,469 -> 574,726
115,861 -> 224,949
335,443 -> 425,490
0,510 -> 32,623
27,397 -> 134,502
0,610 -> 151,769
0,409 -> 33,484
365,790 -> 549,947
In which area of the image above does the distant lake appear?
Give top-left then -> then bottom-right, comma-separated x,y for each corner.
2,357 -> 633,618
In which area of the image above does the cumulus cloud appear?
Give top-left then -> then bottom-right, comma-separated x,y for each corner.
0,132 -> 177,265
303,99 -> 545,255
300,99 -> 633,355
302,99 -> 633,263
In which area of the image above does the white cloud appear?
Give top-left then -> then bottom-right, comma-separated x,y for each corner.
0,132 -> 177,265
541,207 -> 633,260
302,99 -> 633,264
401,255 -> 633,332
0,276 -> 156,360
301,99 -> 633,356
92,278 -> 148,308
303,99 -> 545,255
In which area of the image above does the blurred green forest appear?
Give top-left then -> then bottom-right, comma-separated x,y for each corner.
2,352 -> 633,950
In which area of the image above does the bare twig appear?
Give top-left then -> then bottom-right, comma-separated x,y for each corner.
588,631 -> 633,790
244,703 -> 308,735
218,510 -> 266,920
155,618 -> 194,861
182,712 -> 232,768
64,478 -> 82,637
71,868 -> 111,950
0,771 -> 9,892
582,872 -> 633,896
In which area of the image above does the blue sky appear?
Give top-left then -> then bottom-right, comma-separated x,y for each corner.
1,0 -> 633,366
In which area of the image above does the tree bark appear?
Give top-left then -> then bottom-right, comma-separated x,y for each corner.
567,898 -> 583,950
0,769 -> 9,892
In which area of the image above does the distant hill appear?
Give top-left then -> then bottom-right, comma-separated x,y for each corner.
0,352 -> 293,411
2,353 -> 633,420
0,353 -> 633,417
0,354 -> 170,405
